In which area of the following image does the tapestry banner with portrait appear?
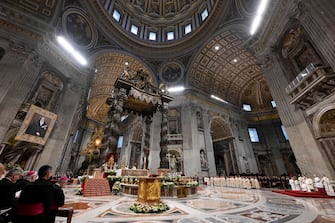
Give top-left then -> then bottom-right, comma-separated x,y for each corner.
15,105 -> 57,145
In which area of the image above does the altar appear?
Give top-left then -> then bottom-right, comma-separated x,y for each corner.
137,177 -> 161,204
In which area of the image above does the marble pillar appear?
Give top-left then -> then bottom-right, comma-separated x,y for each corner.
259,53 -> 333,177
0,47 -> 41,142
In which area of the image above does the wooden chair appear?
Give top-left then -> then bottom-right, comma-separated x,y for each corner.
56,207 -> 74,223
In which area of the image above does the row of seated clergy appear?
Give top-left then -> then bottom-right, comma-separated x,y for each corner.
14,165 -> 65,223
0,165 -> 66,223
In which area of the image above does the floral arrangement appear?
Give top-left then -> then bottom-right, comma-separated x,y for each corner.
112,181 -> 121,194
79,175 -> 89,183
161,181 -> 175,188
74,186 -> 82,195
102,163 -> 116,175
186,181 -> 199,187
162,175 -> 181,182
129,202 -> 169,213
107,175 -> 122,182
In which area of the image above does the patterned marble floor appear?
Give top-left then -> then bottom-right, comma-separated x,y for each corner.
56,185 -> 335,223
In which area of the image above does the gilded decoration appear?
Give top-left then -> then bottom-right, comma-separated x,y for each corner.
210,118 -> 232,142
86,53 -> 153,123
15,105 -> 57,146
2,0 -> 58,22
0,19 -> 42,41
319,110 -> 335,136
137,177 -> 161,204
282,27 -> 304,58
80,127 -> 104,167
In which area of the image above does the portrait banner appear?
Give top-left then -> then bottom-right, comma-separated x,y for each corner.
15,105 -> 57,145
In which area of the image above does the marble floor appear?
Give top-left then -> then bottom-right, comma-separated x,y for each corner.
56,185 -> 335,223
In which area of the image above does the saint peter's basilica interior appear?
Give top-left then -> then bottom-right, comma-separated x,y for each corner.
0,0 -> 335,222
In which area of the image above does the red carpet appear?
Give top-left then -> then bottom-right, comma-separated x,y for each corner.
272,190 -> 335,198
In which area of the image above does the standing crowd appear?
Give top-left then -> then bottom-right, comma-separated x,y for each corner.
0,163 -> 65,223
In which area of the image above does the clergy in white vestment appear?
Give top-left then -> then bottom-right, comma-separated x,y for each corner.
305,177 -> 314,192
322,175 -> 335,196
314,175 -> 325,193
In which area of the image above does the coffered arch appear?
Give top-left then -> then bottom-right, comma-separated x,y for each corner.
210,117 -> 233,142
188,28 -> 273,111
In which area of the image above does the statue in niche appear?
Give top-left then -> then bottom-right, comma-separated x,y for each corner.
196,111 -> 204,130
167,153 -> 178,172
200,149 -> 208,169
282,27 -> 303,58
243,156 -> 250,174
170,155 -> 177,171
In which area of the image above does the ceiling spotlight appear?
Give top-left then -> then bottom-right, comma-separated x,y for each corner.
125,62 -> 129,66
168,86 -> 185,93
250,0 -> 269,35
211,95 -> 228,104
214,45 -> 220,51
57,36 -> 87,66
233,58 -> 238,63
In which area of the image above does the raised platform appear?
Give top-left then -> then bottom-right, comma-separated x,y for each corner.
272,189 -> 335,198
83,179 -> 111,197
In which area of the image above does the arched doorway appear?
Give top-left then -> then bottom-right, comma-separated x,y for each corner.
314,108 -> 335,173
129,122 -> 143,169
210,117 -> 236,176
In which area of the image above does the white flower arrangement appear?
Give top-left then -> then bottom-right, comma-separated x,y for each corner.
112,181 -> 121,194
102,162 -> 116,175
161,182 -> 175,188
74,186 -> 82,195
186,181 -> 199,187
129,202 -> 169,213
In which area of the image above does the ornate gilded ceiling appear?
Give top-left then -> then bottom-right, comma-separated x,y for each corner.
83,0 -> 228,58
0,0 -> 274,123
97,0 -> 217,44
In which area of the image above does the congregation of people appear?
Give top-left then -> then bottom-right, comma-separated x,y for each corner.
0,163 -> 66,223
204,175 -> 261,189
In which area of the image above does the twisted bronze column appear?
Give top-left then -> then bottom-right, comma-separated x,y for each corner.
100,88 -> 127,164
159,101 -> 169,168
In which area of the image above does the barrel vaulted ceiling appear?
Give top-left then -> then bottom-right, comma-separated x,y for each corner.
0,0 -> 274,124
